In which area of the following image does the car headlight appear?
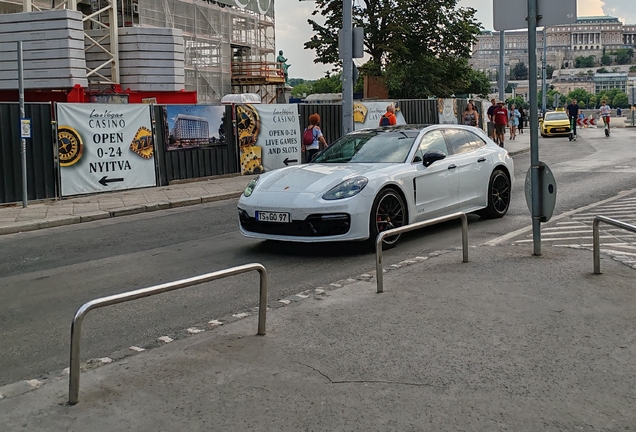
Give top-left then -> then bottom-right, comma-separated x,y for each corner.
322,176 -> 368,200
243,176 -> 259,197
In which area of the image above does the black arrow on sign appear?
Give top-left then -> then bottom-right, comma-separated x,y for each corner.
99,176 -> 124,186
283,158 -> 298,166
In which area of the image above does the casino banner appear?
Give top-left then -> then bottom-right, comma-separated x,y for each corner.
165,104 -> 227,151
353,101 -> 406,130
438,98 -> 458,124
236,104 -> 301,175
56,103 -> 157,196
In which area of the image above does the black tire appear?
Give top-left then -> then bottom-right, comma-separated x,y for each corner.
368,188 -> 407,250
478,169 -> 511,219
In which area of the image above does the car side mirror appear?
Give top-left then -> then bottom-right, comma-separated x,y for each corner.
538,118 -> 544,123
423,150 -> 446,167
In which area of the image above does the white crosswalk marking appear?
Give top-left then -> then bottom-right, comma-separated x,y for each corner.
512,194 -> 636,269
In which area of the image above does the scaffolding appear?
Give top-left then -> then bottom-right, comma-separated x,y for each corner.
3,0 -> 282,102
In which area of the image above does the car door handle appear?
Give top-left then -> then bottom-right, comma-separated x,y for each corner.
477,157 -> 487,163
447,164 -> 457,170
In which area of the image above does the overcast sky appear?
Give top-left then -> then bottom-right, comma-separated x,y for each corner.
275,0 -> 636,80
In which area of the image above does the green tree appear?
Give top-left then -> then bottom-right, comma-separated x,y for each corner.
305,0 -> 482,98
456,68 -> 491,99
567,88 -> 591,106
601,54 -> 612,65
613,92 -> 629,108
613,48 -> 633,65
312,74 -> 342,93
505,95 -> 528,109
575,56 -> 595,68
630,65 -> 636,72
513,62 -> 528,80
546,64 -> 555,79
596,67 -> 609,73
291,82 -> 313,97
288,78 -> 307,87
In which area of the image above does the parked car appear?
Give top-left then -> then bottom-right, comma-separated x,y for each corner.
540,111 -> 571,137
237,124 -> 514,248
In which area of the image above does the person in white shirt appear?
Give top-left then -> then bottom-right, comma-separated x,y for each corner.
599,100 -> 611,134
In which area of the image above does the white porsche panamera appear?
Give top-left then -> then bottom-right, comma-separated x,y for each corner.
237,124 -> 514,247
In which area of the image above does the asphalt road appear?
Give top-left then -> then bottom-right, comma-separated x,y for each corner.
1,127 -> 635,386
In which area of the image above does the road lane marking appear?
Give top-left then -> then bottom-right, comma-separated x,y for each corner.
486,187 -> 636,246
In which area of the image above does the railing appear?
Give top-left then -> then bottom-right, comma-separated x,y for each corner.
68,263 -> 268,405
231,61 -> 285,80
375,212 -> 468,293
593,216 -> 636,274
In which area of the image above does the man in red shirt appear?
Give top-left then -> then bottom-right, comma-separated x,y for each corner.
493,101 -> 508,148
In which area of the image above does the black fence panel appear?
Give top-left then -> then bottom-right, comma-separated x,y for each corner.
0,103 -> 56,204
397,99 -> 439,125
299,104 -> 342,146
154,105 -> 237,186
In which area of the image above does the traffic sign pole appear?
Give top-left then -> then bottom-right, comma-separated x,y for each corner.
527,0 -> 541,256
18,41 -> 27,209
499,31 -> 505,103
341,0 -> 353,135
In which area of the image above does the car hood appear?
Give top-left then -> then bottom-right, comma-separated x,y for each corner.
544,119 -> 570,126
256,163 -> 390,195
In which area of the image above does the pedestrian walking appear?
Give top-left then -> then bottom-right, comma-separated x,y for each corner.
518,106 -> 526,134
302,113 -> 328,163
379,105 -> 398,126
493,101 -> 508,148
566,99 -> 581,138
486,98 -> 497,142
462,101 -> 479,127
508,104 -> 520,140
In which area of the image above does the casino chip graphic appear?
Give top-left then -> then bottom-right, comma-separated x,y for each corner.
57,126 -> 84,167
236,104 -> 264,175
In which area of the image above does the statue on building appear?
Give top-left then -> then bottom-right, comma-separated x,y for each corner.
277,50 -> 290,84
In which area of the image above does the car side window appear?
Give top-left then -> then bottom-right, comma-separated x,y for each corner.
466,131 -> 487,148
445,129 -> 476,155
412,130 -> 448,162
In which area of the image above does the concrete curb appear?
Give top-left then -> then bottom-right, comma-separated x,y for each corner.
0,192 -> 242,236
508,148 -> 530,157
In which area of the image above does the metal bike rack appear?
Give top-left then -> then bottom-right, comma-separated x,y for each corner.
593,216 -> 636,275
68,263 -> 267,405
375,212 -> 468,293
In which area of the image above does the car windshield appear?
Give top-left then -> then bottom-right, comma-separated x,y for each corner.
312,130 -> 418,164
545,112 -> 568,121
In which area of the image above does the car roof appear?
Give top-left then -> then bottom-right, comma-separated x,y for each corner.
351,124 -> 433,134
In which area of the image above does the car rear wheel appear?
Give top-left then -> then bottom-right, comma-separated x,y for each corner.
368,188 -> 406,250
478,169 -> 511,219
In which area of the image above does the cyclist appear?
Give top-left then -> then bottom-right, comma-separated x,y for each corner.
599,100 -> 611,136
566,99 -> 580,139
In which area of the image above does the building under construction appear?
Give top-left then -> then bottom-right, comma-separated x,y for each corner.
0,0 -> 284,103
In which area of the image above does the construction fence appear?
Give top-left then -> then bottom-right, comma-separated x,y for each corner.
0,98 -> 479,204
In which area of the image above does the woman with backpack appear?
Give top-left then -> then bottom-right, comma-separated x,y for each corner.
302,113 -> 328,163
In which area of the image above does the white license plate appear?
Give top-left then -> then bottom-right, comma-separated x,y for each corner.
256,211 -> 291,223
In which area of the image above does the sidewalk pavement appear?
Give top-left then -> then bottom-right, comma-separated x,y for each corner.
0,133 -> 531,237
0,245 -> 634,430
0,174 -> 256,236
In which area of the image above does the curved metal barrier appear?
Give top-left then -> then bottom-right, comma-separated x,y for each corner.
593,216 -> 636,274
376,212 -> 468,293
68,263 -> 267,405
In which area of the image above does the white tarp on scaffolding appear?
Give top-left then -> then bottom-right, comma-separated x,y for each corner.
221,94 -> 262,105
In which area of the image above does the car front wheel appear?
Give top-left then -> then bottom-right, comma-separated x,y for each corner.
368,188 -> 406,249
478,169 -> 511,219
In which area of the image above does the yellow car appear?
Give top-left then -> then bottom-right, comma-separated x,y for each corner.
540,111 -> 572,137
